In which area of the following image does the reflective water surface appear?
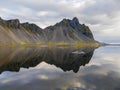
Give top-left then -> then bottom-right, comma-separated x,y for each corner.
0,46 -> 120,90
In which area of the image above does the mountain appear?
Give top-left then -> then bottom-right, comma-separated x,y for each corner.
44,17 -> 94,42
0,17 -> 45,44
0,17 -> 96,44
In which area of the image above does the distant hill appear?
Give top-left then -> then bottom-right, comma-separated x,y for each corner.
0,17 -> 97,44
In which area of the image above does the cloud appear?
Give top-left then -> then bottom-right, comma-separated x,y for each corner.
0,0 -> 120,42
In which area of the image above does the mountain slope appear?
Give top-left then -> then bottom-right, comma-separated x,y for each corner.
0,17 -> 96,44
44,17 -> 94,42
0,17 -> 45,44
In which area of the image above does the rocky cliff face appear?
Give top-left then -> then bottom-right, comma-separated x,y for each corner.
0,17 -> 95,44
44,17 -> 94,42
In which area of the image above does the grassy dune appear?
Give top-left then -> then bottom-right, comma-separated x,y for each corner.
0,41 -> 100,48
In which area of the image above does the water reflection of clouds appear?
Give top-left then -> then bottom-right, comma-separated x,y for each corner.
0,65 -> 83,90
0,47 -> 120,90
0,63 -> 120,90
89,47 -> 120,69
79,65 -> 120,90
35,62 -> 63,71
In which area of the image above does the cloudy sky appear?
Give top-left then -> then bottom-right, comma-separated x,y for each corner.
0,0 -> 120,43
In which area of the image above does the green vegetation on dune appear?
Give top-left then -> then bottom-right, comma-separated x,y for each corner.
0,41 -> 100,48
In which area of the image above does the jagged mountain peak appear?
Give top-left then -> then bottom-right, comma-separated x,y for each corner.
55,17 -> 80,27
54,18 -> 70,26
6,19 -> 20,23
21,22 -> 43,33
21,22 -> 41,29
46,17 -> 81,31
44,17 -> 94,42
0,16 -> 96,43
72,17 -> 79,24
70,17 -> 81,29
5,19 -> 20,28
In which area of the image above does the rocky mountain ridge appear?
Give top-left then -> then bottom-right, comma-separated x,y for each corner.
0,17 -> 96,44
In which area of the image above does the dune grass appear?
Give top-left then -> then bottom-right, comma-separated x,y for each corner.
0,41 -> 100,48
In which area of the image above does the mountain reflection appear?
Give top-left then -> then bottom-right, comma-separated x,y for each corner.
0,46 -> 95,74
